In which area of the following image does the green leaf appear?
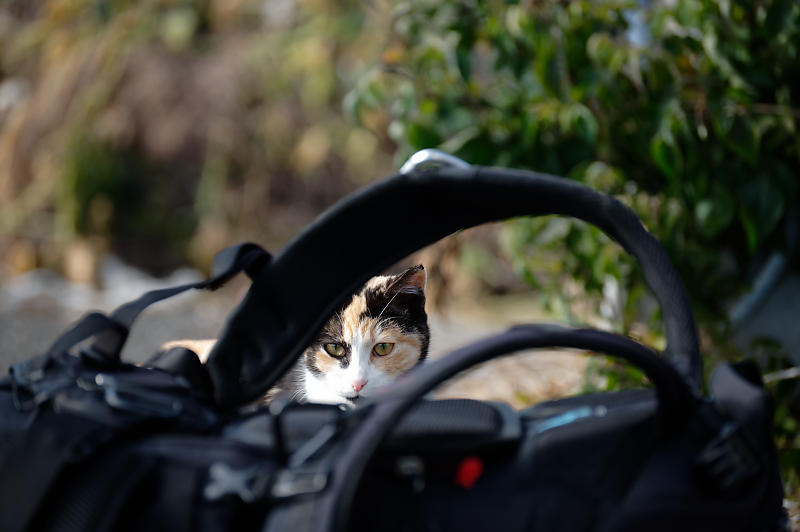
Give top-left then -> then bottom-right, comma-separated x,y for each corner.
726,115 -> 760,164
738,175 -> 785,251
456,42 -> 471,81
456,135 -> 497,165
535,44 -> 563,97
711,107 -> 760,164
586,33 -> 614,65
694,186 -> 734,237
582,161 -> 624,190
559,103 -> 599,145
521,109 -> 540,146
407,123 -> 443,149
342,89 -> 362,126
535,217 -> 572,246
710,102 -> 733,138
650,131 -> 682,181
739,207 -> 759,253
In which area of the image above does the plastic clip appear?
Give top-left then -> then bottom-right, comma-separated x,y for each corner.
269,395 -> 293,465
694,421 -> 761,498
9,356 -> 68,412
205,463 -> 273,503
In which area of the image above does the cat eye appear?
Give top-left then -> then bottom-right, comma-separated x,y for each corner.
324,343 -> 345,357
372,343 -> 395,356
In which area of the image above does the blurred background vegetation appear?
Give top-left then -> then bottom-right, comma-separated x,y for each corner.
0,0 -> 798,501
0,0 -> 397,279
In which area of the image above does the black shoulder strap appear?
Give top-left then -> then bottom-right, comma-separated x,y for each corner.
37,242 -> 269,366
207,166 -> 701,407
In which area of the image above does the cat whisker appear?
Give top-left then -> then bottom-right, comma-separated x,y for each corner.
260,266 -> 428,406
376,291 -> 401,322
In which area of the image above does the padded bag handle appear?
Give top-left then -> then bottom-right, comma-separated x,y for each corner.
208,155 -> 701,406
265,324 -> 696,532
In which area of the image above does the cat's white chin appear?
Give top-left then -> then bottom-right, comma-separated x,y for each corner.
307,393 -> 359,408
302,369 -> 360,407
338,396 -> 360,409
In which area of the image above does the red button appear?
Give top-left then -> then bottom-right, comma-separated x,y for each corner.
455,456 -> 484,489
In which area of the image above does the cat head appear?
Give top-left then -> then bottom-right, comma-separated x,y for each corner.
301,265 -> 429,407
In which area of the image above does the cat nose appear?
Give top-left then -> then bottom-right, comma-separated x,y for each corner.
352,379 -> 367,393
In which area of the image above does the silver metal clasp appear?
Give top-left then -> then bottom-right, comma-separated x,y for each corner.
399,148 -> 472,174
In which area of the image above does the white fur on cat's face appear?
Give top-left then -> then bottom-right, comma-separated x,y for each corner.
302,323 -> 413,406
300,266 -> 429,407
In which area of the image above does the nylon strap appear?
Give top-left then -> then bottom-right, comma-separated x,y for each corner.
42,242 -> 269,364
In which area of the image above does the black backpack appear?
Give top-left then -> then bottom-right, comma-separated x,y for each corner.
0,151 -> 788,532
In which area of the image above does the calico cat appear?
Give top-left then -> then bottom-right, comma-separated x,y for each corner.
161,265 -> 429,407
295,264 -> 429,406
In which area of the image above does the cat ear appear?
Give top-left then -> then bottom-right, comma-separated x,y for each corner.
390,265 -> 426,296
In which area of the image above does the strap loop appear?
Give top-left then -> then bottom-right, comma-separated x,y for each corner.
38,243 -> 270,366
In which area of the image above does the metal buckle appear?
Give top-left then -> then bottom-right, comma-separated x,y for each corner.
399,149 -> 472,174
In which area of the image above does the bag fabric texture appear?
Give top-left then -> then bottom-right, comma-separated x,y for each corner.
0,162 -> 789,532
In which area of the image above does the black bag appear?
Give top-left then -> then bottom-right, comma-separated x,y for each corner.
0,151 -> 788,532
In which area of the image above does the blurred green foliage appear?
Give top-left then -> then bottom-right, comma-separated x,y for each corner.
349,0 -> 800,495
756,339 -> 800,497
350,0 -> 800,329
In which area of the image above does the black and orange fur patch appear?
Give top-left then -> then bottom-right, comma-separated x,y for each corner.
302,265 -> 429,379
